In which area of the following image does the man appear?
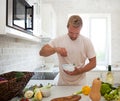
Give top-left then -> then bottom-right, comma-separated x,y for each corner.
39,15 -> 96,85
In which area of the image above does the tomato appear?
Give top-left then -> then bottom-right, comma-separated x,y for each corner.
20,98 -> 29,101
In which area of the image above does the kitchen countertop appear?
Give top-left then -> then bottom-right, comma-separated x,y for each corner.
40,86 -> 90,101
10,80 -> 106,101
42,86 -> 105,101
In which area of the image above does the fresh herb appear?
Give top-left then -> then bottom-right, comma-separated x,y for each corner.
73,64 -> 76,66
15,72 -> 25,82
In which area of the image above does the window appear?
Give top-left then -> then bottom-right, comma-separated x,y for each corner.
69,14 -> 111,66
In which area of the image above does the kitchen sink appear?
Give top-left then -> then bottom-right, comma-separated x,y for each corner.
31,72 -> 58,80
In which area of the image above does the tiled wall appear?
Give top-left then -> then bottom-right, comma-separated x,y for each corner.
0,35 -> 43,74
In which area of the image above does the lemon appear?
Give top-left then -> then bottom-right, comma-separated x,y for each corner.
34,91 -> 42,101
24,90 -> 34,99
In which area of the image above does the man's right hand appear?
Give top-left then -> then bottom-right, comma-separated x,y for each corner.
55,47 -> 67,57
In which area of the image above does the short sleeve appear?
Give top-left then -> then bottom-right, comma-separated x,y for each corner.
85,39 -> 96,59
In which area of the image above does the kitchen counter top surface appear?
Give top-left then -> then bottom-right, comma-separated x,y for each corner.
10,80 -> 106,101
38,86 -> 105,101
40,86 -> 90,101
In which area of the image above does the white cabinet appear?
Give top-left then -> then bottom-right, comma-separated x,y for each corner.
0,0 -> 41,42
0,0 -> 6,34
41,4 -> 56,38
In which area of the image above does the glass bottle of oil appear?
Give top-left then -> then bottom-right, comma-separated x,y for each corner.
106,65 -> 114,85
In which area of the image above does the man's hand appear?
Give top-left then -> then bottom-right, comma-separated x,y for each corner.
64,67 -> 82,75
55,47 -> 67,57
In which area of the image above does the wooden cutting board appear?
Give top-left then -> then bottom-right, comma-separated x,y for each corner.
51,95 -> 81,101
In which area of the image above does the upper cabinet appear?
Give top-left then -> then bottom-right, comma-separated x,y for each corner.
0,0 -> 6,34
41,4 -> 56,38
26,0 -> 42,37
0,0 -> 41,42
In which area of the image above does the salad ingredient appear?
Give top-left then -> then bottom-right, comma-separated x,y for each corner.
24,90 -> 34,99
20,98 -> 29,101
89,78 -> 101,101
73,85 -> 91,95
34,91 -> 42,101
104,89 -> 118,101
100,82 -> 112,96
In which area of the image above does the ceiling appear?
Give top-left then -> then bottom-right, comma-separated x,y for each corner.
42,0 -> 120,12
42,0 -> 81,3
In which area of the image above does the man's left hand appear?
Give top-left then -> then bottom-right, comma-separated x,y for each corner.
64,67 -> 82,75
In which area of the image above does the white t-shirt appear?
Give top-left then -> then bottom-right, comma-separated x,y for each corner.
49,34 -> 96,85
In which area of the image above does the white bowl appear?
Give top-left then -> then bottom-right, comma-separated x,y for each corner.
40,88 -> 51,97
62,64 -> 75,71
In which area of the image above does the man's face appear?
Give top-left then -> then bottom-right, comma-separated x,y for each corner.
68,25 -> 81,40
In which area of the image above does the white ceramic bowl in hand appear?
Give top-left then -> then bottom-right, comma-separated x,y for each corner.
62,64 -> 75,72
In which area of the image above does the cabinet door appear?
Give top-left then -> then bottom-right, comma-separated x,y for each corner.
33,0 -> 42,37
0,0 -> 6,34
41,4 -> 56,38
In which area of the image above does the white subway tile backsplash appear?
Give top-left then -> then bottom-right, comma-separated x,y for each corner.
0,48 -> 2,54
0,36 -> 42,74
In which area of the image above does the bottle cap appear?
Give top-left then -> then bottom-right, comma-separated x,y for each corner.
108,65 -> 111,71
